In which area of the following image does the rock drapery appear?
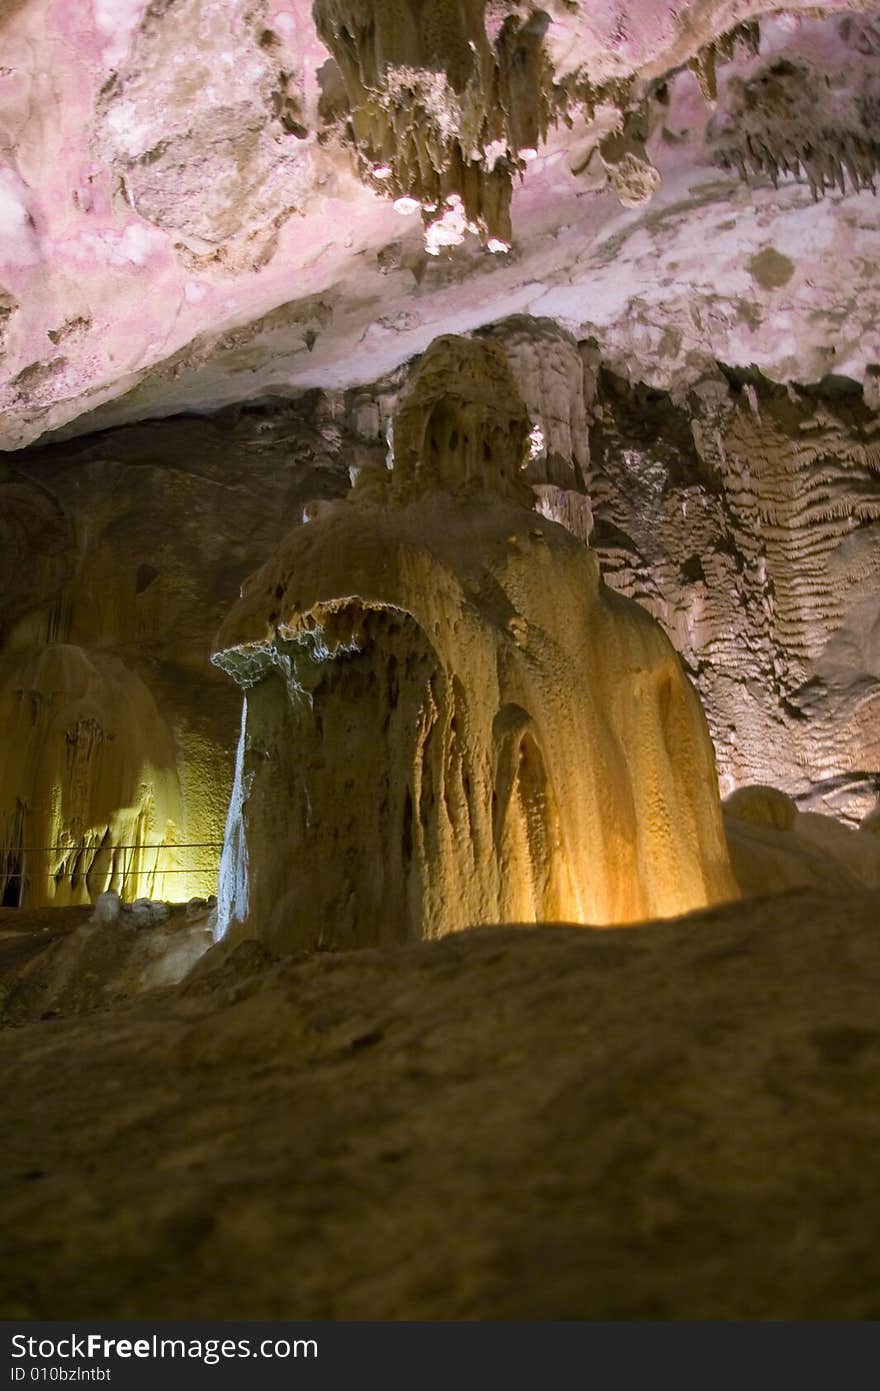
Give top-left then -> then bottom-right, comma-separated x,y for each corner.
212,336 -> 737,949
0,408 -> 349,906
588,366 -> 880,824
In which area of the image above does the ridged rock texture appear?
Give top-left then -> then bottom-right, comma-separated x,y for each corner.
212,335 -> 737,949
588,365 -> 880,823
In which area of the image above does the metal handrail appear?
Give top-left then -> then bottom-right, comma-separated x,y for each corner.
2,868 -> 218,879
0,841 -> 224,892
3,842 -> 224,853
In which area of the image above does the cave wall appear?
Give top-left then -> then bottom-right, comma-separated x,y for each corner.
588,366 -> 880,823
2,314 -> 878,908
0,404 -> 349,905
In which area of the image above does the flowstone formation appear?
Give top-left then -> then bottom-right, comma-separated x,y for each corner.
0,644 -> 182,908
0,409 -> 350,907
212,336 -> 737,950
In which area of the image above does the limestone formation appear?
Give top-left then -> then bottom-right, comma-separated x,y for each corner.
479,316 -> 591,486
0,644 -> 183,907
91,0 -> 316,273
724,783 -> 880,895
307,328 -> 880,831
6,885 -> 880,1319
213,336 -> 737,949
711,53 -> 880,200
313,0 -> 556,251
588,368 -> 880,824
688,21 -> 762,105
2,7 -> 879,446
2,0 -> 880,1331
3,314 -> 877,912
0,898 -> 215,1026
478,315 -> 595,541
0,409 -> 350,907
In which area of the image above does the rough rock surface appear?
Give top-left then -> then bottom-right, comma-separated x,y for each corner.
0,899 -> 213,1024
3,318 -> 877,904
0,407 -> 349,906
588,367 -> 880,822
1,5 -> 879,447
213,335 -> 736,947
3,887 -> 880,1319
723,784 -> 880,893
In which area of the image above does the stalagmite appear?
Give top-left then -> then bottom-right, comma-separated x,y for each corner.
724,784 -> 880,895
212,335 -> 737,951
481,316 -> 595,542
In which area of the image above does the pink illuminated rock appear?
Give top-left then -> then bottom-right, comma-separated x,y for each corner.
0,2 -> 877,448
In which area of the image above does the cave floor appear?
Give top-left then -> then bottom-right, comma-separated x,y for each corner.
0,906 -> 92,976
3,889 -> 880,1320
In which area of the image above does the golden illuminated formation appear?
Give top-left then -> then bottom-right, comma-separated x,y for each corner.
0,645 -> 216,906
213,336 -> 738,949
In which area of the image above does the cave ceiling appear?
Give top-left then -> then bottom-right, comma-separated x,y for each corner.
1,0 -> 879,450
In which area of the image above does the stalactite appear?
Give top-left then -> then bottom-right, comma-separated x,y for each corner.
712,56 -> 880,199
313,2 -> 587,250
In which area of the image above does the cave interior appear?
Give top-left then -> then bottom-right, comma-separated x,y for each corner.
1,0 -> 880,1323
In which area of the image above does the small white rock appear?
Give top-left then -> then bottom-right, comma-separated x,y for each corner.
126,897 -> 170,927
94,891 -> 121,924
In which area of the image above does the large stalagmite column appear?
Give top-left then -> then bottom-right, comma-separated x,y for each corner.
213,335 -> 738,950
